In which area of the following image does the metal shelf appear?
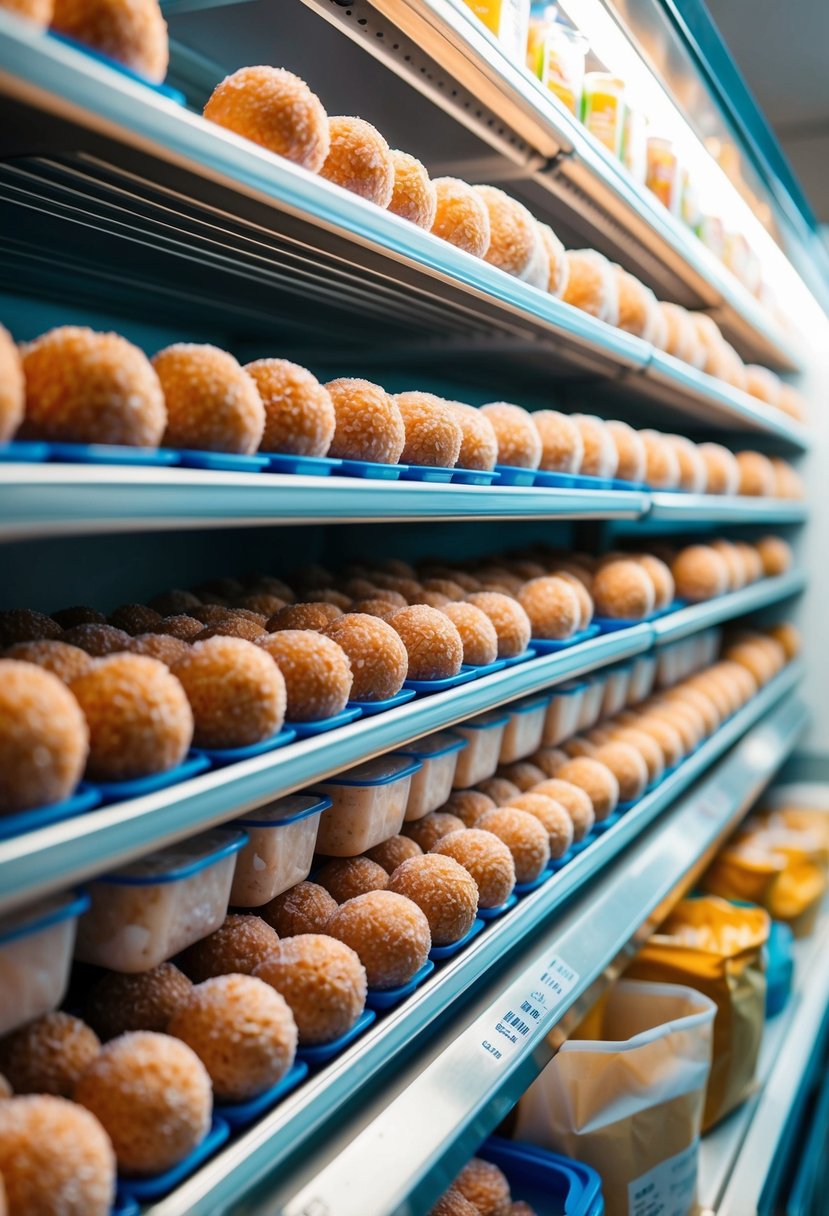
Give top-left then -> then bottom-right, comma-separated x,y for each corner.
0,17 -> 808,449
699,895 -> 829,1215
0,465 -> 647,542
146,676 -> 806,1216
0,625 -> 653,917
645,492 -> 807,528
652,570 -> 806,645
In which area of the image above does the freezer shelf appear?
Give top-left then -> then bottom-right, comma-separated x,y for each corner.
143,678 -> 807,1216
635,492 -> 808,531
0,16 -> 808,449
652,570 -> 806,645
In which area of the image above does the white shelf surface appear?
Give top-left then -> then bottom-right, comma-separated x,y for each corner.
146,682 -> 807,1216
645,492 -> 808,528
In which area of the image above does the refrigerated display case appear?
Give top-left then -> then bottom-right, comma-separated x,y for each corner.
0,0 -> 827,1211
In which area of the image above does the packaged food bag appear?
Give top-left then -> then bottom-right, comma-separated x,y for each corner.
626,896 -> 769,1130
514,979 -> 715,1216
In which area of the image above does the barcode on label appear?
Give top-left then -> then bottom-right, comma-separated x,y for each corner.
479,953 -> 580,1064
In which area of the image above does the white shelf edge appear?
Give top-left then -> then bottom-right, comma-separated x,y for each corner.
645,492 -> 808,527
652,571 -> 806,645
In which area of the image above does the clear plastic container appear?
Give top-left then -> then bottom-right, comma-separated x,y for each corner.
0,890 -> 89,1035
462,0 -> 531,64
75,829 -> 247,973
452,712 -> 510,788
230,795 -> 330,906
627,653 -> 657,705
500,693 -> 552,762
397,733 -> 468,821
646,135 -> 681,214
314,755 -> 422,856
600,663 -> 632,717
582,73 -> 626,157
578,675 -> 606,731
542,681 -> 586,746
656,644 -> 682,689
539,21 -> 588,116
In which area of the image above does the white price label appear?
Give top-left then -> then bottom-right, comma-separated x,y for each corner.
479,955 -> 580,1064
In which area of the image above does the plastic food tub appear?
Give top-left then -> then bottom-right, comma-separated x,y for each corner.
627,652 -> 656,705
230,794 -> 331,906
0,890 -> 89,1036
451,712 -> 509,788
656,643 -> 683,689
600,663 -> 632,718
74,829 -> 247,972
397,733 -> 468,821
577,676 -> 606,731
481,1136 -> 604,1215
542,682 -> 586,747
313,755 -> 422,856
500,693 -> 552,763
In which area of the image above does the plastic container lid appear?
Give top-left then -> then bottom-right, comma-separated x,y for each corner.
555,680 -> 589,695
0,889 -> 90,946
457,711 -> 510,731
234,794 -> 331,829
396,732 -> 468,760
96,829 -> 247,886
509,692 -> 553,714
317,754 -> 422,788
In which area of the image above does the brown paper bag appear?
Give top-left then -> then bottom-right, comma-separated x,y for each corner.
514,980 -> 716,1216
626,896 -> 769,1130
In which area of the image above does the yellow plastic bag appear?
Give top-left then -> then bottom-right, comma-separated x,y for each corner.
514,980 -> 716,1216
626,896 -> 769,1130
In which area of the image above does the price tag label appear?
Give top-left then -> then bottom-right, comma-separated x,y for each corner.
479,955 -> 580,1064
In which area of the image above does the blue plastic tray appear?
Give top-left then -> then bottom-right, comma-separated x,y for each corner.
0,440 -> 49,462
465,658 -> 507,677
47,443 -> 179,467
337,459 -> 408,480
570,472 -> 614,491
499,648 -> 537,668
403,666 -> 479,695
194,728 -> 297,768
477,892 -> 519,921
514,868 -> 555,896
214,1062 -> 309,1128
429,918 -> 486,961
482,1136 -> 605,1216
533,469 -> 577,489
92,754 -> 211,804
111,1197 -> 140,1216
366,960 -> 436,1010
346,689 -> 417,716
549,847 -> 576,870
494,464 -> 537,486
529,624 -> 601,654
612,477 -> 648,492
287,707 -> 363,738
115,1116 -> 231,1202
48,31 -> 187,103
593,599 -> 685,632
451,468 -> 500,486
0,784 -> 101,840
591,810 -> 622,835
261,453 -> 343,476
400,464 -> 455,483
177,450 -> 270,473
297,1010 -> 377,1066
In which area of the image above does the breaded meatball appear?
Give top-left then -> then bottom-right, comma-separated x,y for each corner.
465,592 -> 531,659
431,829 -> 515,908
388,150 -> 437,229
0,659 -> 88,812
255,934 -> 367,1044
177,915 -> 280,982
51,0 -> 168,83
258,629 -> 351,720
592,560 -> 655,619
388,854 -> 479,945
153,343 -> 264,455
261,882 -> 338,938
431,178 -> 491,258
327,890 -> 431,989
246,358 -> 335,456
480,402 -> 542,469
174,636 -> 286,747
203,66 -> 329,171
320,116 -> 395,207
325,377 -> 405,464
395,391 -> 463,468
447,402 -> 499,471
84,964 -> 193,1040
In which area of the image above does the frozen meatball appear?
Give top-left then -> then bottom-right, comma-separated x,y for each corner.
168,975 -> 297,1102
441,601 -> 499,667
0,609 -> 61,647
735,450 -> 775,497
454,1158 -> 512,1216
771,458 -> 804,499
529,746 -> 569,778
75,1031 -> 211,1174
51,0 -> 167,79
767,621 -> 800,660
634,553 -> 675,610
148,588 -> 201,616
390,605 -> 463,680
322,613 -> 407,701
537,222 -> 568,296
505,791 -> 575,857
154,343 -> 264,455
518,576 -> 580,640
259,629 -> 351,720
245,358 -> 335,457
605,419 -> 646,483
196,615 -> 267,643
615,270 -> 660,341
554,757 -> 618,820
640,430 -> 680,490
388,150 -> 437,229
388,854 -> 478,945
126,632 -> 190,667
755,535 -> 792,577
177,915 -> 279,982
664,435 -> 707,494
497,762 -> 546,792
320,116 -> 395,207
592,742 -> 648,802
84,964 -> 193,1040
431,829 -> 515,908
627,717 -> 684,768
404,811 -> 466,852
447,402 -> 499,471
477,807 -> 550,882
0,659 -> 87,812
70,653 -> 192,780
476,777 -> 521,806
562,250 -> 619,325
466,592 -> 531,659
316,857 -> 389,903
571,415 -> 618,479
268,602 -> 343,633
671,545 -> 728,602
0,1013 -> 99,1097
607,728 -> 665,787
154,613 -> 203,642
327,890 -> 431,989
349,598 -> 399,622
698,443 -> 740,496
592,560 -> 655,619
261,881 -> 337,938
203,66 -> 329,171
255,934 -> 367,1044
530,779 -> 594,841
474,185 -> 545,283
659,302 -> 704,367
107,603 -> 160,636
51,605 -> 105,630
0,1094 -> 115,1215
5,639 -> 93,684
439,790 -> 496,828
479,402 -> 542,469
21,326 -> 165,446
61,623 -> 130,657
431,177 -> 491,258
366,834 -> 423,873
533,409 -> 583,474
745,365 -> 781,407
325,377 -> 405,464
173,635 -> 286,747
431,1190 -> 479,1216
395,391 -> 462,468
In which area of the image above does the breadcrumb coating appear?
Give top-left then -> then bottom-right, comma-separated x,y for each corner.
260,881 -> 337,937
153,343 -> 264,455
51,0 -> 168,81
325,377 -> 405,463
474,185 -> 542,280
634,553 -> 675,610
255,933 -> 366,1044
440,602 -> 498,666
496,761 -> 545,791
126,632 -> 189,667
592,741 -> 648,802
431,178 -> 491,257
326,890 -> 431,989
571,415 -> 618,479
465,592 -> 531,659
5,638 -> 92,684
173,636 -> 286,747
554,757 -> 619,820
479,402 -> 541,469
592,560 -> 655,619
320,116 -> 395,207
388,853 -> 478,945
203,66 -> 329,171
454,1158 -> 512,1216
431,829 -> 515,908
439,789 -> 496,827
316,857 -> 389,903
403,811 -> 466,852
391,605 -> 463,680
178,915 -> 280,982
324,613 -> 407,701
605,419 -> 646,482
84,964 -> 193,1040
518,576 -> 580,639
246,358 -> 335,456
0,608 -> 61,647
0,1013 -> 100,1097
257,629 -> 351,720
388,150 -> 437,229
366,834 -> 423,872
0,659 -> 88,812
430,1188 -> 479,1216
562,250 -> 619,325
533,409 -> 584,473
476,777 -> 521,806
447,401 -> 498,471
477,806 -> 550,882
395,392 -> 462,467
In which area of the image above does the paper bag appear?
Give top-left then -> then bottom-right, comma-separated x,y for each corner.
626,896 -> 769,1130
514,980 -> 715,1216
